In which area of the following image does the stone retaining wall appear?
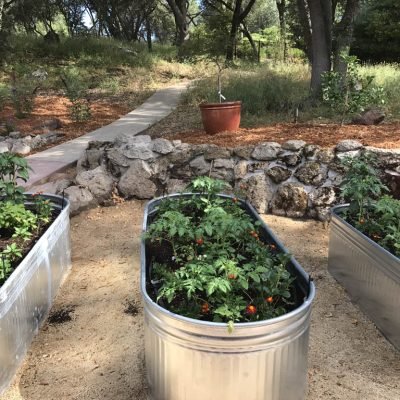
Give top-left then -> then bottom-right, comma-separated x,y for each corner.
60,134 -> 400,218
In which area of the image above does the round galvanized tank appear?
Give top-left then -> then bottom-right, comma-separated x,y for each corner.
141,196 -> 315,400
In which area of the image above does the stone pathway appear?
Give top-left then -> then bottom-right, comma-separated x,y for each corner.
23,81 -> 190,189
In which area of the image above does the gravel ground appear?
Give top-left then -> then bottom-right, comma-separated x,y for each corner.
2,201 -> 399,400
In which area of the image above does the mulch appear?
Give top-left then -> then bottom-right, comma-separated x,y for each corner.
165,123 -> 400,149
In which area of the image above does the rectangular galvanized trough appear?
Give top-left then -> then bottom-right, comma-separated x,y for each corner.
328,205 -> 400,350
0,194 -> 71,394
141,194 -> 316,400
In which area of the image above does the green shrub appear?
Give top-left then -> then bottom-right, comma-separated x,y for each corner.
322,55 -> 385,121
60,67 -> 92,122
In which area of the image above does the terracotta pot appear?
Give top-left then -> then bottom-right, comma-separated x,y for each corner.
199,101 -> 241,135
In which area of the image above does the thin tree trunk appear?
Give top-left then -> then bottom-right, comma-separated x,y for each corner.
0,0 -> 4,33
276,0 -> 288,61
226,0 -> 242,61
241,22 -> 257,59
307,0 -> 332,95
333,0 -> 360,74
296,0 -> 312,62
146,18 -> 152,52
226,0 -> 257,61
166,0 -> 188,47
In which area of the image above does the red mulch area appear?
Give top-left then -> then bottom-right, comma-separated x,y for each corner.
0,95 -> 130,145
166,123 -> 400,149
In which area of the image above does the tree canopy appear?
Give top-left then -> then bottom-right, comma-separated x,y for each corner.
0,0 -> 397,94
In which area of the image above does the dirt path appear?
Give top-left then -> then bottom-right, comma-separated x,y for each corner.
2,202 -> 400,400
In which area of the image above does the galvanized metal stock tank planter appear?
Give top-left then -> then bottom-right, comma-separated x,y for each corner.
328,205 -> 400,350
141,194 -> 316,400
0,194 -> 71,394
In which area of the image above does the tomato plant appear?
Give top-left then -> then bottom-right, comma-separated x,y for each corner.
340,154 -> 400,257
145,177 -> 296,328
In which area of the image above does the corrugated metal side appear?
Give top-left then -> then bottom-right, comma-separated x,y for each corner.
144,302 -> 311,400
0,196 -> 71,394
328,206 -> 400,350
142,195 -> 315,400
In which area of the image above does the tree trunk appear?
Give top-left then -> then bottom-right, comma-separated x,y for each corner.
276,0 -> 288,61
241,22 -> 257,59
0,0 -> 4,33
166,0 -> 188,47
146,18 -> 152,52
333,0 -> 360,74
225,0 -> 257,61
296,0 -> 312,62
307,0 -> 332,95
226,0 -> 242,61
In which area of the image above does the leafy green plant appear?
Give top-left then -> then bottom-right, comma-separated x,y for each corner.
0,152 -> 30,202
340,153 -> 387,221
60,68 -> 92,122
340,155 -> 400,257
0,154 -> 56,286
33,194 -> 53,225
9,67 -> 44,118
145,177 -> 296,330
322,54 -> 385,122
0,202 -> 38,234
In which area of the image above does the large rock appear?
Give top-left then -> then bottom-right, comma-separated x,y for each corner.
309,187 -> 336,207
41,131 -> 63,144
239,173 -> 274,213
252,142 -> 281,161
266,166 -> 292,183
303,144 -> 320,160
316,149 -> 335,164
352,109 -> 385,125
106,147 -> 130,169
118,160 -> 157,199
116,134 -> 155,160
213,158 -> 234,169
234,160 -> 249,180
11,141 -> 31,155
336,140 -> 363,152
151,138 -> 174,155
115,133 -> 151,147
365,147 -> 400,170
120,142 -> 155,160
233,146 -> 254,160
271,183 -> 308,218
190,156 -> 211,175
30,135 -> 45,149
76,166 -> 114,203
38,118 -> 62,130
295,162 -> 326,185
64,186 -> 97,216
76,141 -> 109,173
279,151 -> 302,167
0,142 -> 10,153
9,131 -> 22,139
204,146 -> 232,160
282,140 -> 306,151
166,143 -> 193,165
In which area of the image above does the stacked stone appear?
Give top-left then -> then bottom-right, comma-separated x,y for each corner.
0,131 -> 63,155
63,135 -> 400,218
